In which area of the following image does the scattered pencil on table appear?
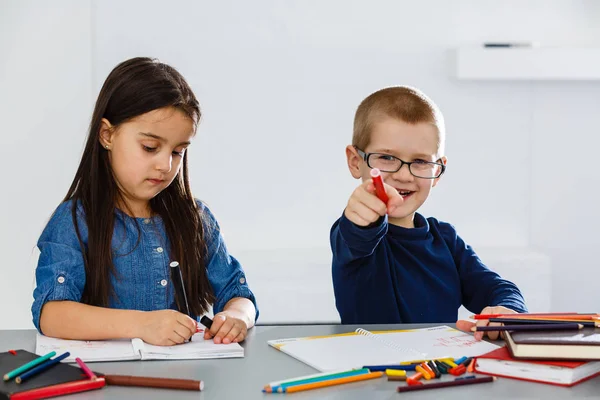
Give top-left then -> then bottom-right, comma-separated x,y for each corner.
105,374 -> 204,391
3,351 -> 56,381
263,371 -> 383,393
263,368 -> 370,393
16,352 -> 71,384
9,350 -> 17,356
76,357 -> 97,380
471,323 -> 583,332
397,376 -> 496,392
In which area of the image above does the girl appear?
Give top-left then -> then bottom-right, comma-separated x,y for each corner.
32,57 -> 257,346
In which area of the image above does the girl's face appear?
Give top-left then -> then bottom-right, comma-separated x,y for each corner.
100,107 -> 195,217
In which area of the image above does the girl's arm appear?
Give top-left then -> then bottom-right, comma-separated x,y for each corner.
204,297 -> 256,344
40,301 -> 144,340
222,297 -> 256,329
40,300 -> 197,346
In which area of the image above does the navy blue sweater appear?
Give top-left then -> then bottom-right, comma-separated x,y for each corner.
331,213 -> 527,324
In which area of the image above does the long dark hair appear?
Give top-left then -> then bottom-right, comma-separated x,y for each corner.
65,57 -> 214,315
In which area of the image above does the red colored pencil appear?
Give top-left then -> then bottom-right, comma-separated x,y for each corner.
10,377 -> 105,399
370,168 -> 389,203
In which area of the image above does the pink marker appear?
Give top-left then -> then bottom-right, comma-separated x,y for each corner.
370,168 -> 389,204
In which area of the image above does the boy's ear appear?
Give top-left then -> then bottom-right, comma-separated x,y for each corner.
432,156 -> 448,187
346,145 -> 363,179
99,118 -> 115,149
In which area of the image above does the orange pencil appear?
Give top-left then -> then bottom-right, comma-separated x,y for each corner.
280,371 -> 383,393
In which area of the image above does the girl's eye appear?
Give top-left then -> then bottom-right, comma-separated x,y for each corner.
143,146 -> 157,152
172,150 -> 185,157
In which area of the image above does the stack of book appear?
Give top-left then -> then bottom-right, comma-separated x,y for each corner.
472,312 -> 600,387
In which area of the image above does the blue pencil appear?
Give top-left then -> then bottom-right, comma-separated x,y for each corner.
15,352 -> 71,384
362,364 -> 418,372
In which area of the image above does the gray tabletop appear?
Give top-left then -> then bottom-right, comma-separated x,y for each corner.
1,324 -> 599,399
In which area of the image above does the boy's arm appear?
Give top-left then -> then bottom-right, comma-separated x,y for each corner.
444,227 -> 528,314
330,212 -> 388,267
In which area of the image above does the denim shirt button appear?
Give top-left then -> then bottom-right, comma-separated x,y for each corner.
160,279 -> 167,287
57,276 -> 65,284
156,247 -> 164,253
143,219 -> 151,224
239,277 -> 246,284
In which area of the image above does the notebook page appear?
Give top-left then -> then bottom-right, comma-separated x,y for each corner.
139,333 -> 244,360
35,333 -> 139,362
373,325 -> 501,359
274,333 -> 424,371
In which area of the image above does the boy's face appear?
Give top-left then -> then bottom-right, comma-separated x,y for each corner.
346,117 -> 446,228
100,107 -> 194,217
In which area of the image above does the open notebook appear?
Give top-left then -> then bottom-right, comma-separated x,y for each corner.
268,325 -> 500,371
35,332 -> 243,362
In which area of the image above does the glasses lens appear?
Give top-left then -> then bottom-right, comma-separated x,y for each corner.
368,154 -> 401,172
410,162 -> 442,178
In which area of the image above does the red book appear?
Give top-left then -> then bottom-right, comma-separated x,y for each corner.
474,347 -> 600,387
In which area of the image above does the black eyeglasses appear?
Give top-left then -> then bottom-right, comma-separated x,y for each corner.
355,148 -> 445,179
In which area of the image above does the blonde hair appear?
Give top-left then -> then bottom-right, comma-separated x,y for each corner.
352,86 -> 445,156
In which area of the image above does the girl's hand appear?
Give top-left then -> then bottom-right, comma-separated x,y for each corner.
456,306 -> 518,341
138,310 -> 197,346
204,312 -> 248,344
344,180 -> 404,226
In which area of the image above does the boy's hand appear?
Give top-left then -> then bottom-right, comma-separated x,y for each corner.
204,312 -> 248,344
456,306 -> 518,341
138,310 -> 197,346
344,179 -> 404,226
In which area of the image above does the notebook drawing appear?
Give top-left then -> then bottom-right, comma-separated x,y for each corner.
268,325 -> 500,371
35,332 -> 243,362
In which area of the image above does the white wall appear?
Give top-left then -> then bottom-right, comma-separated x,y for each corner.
1,0 -> 599,329
0,0 -> 93,329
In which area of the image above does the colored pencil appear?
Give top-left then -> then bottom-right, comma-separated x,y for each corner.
489,317 -> 600,328
363,364 -> 418,372
472,313 -> 597,320
15,352 -> 70,384
264,368 -> 369,392
397,376 -> 495,392
3,351 -> 56,381
278,371 -> 383,393
10,377 -> 106,399
105,375 -> 203,391
472,323 -> 583,332
75,357 -> 96,380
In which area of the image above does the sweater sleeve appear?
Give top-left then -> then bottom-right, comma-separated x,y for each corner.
439,222 -> 528,314
330,213 -> 388,268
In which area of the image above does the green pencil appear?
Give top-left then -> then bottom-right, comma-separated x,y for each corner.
3,351 -> 56,381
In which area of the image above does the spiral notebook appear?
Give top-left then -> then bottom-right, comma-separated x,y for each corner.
268,325 -> 501,371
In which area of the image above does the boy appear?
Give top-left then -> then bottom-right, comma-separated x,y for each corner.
330,86 -> 527,339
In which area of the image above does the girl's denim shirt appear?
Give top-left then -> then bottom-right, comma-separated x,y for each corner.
31,200 -> 257,333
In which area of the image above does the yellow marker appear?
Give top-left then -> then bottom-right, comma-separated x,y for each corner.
442,358 -> 458,368
415,365 -> 431,380
385,369 -> 407,377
